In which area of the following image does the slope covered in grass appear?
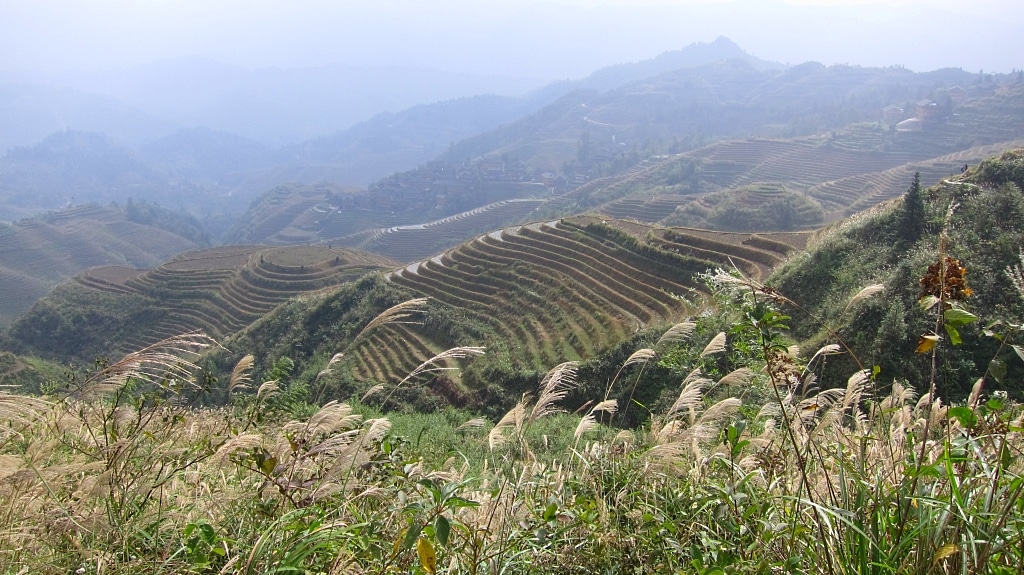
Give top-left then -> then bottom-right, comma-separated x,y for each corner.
768,149 -> 1024,397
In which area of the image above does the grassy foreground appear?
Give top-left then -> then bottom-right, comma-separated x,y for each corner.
3,251 -> 1024,574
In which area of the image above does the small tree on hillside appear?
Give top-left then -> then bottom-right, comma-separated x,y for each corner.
899,172 -> 925,247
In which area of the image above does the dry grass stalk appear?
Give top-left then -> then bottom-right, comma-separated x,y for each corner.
68,332 -> 216,401
700,332 -> 727,357
844,283 -> 885,312
354,297 -> 429,341
228,354 -> 255,397
397,346 -> 486,387
528,361 -> 580,426
656,321 -> 697,346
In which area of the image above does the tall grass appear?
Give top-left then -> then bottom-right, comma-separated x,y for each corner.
3,244 -> 1024,574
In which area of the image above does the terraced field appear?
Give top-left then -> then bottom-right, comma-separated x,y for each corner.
340,216 -> 810,383
342,199 -> 547,263
808,139 -> 1024,219
0,204 -> 201,326
67,245 -> 397,354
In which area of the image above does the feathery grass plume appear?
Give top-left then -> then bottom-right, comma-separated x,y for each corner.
528,361 -> 580,426
455,417 -> 487,433
690,397 -> 742,441
396,346 -> 486,387
656,321 -> 697,347
0,394 -> 52,431
1006,249 -> 1024,301
622,348 -> 656,368
699,332 -> 727,357
68,332 -> 216,401
717,367 -> 754,388
353,297 -> 429,341
256,380 -> 280,401
360,383 -> 385,402
375,346 -> 485,407
284,401 -> 360,439
228,354 -> 255,397
805,344 -> 842,373
842,369 -> 872,410
212,434 -> 265,465
488,402 -> 526,451
574,399 -> 619,442
844,283 -> 885,312
967,377 -> 985,410
667,368 -> 713,421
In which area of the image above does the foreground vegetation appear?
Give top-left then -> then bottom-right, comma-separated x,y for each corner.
3,229 -> 1024,573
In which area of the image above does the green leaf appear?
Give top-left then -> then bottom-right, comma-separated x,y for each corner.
944,308 -> 978,328
401,522 -> 423,551
260,456 -> 278,476
948,407 -> 978,429
434,515 -> 450,546
1012,345 -> 1024,363
919,295 -> 941,311
944,323 -> 962,346
989,358 -> 1007,384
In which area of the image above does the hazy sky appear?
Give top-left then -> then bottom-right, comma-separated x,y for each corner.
1,0 -> 1021,81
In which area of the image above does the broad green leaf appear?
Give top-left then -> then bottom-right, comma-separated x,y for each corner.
944,323 -> 962,346
919,295 -> 941,311
1012,344 -> 1024,363
989,358 -> 1007,384
947,407 -> 977,429
944,308 -> 978,328
401,522 -> 422,551
417,537 -> 437,574
434,515 -> 450,546
260,456 -> 278,476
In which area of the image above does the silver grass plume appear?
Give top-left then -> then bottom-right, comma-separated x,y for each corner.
455,417 -> 487,433
622,348 -> 656,368
228,354 -> 255,397
700,332 -> 727,357
1005,249 -> 1024,302
574,399 -> 619,442
488,402 -> 526,451
397,346 -> 486,387
354,297 -> 429,341
528,361 -> 580,425
844,283 -> 885,312
717,368 -> 754,388
667,368 -> 713,421
68,332 -> 216,401
656,322 -> 697,347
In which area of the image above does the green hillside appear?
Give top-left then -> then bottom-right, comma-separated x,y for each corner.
0,203 -> 206,326
767,149 -> 1024,397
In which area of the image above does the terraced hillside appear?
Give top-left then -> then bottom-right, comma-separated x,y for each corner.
339,199 -> 547,263
5,245 -> 396,361
0,204 -> 203,326
546,83 -> 1018,225
337,215 -> 811,386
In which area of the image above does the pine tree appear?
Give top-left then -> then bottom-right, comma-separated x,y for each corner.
899,172 -> 925,247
